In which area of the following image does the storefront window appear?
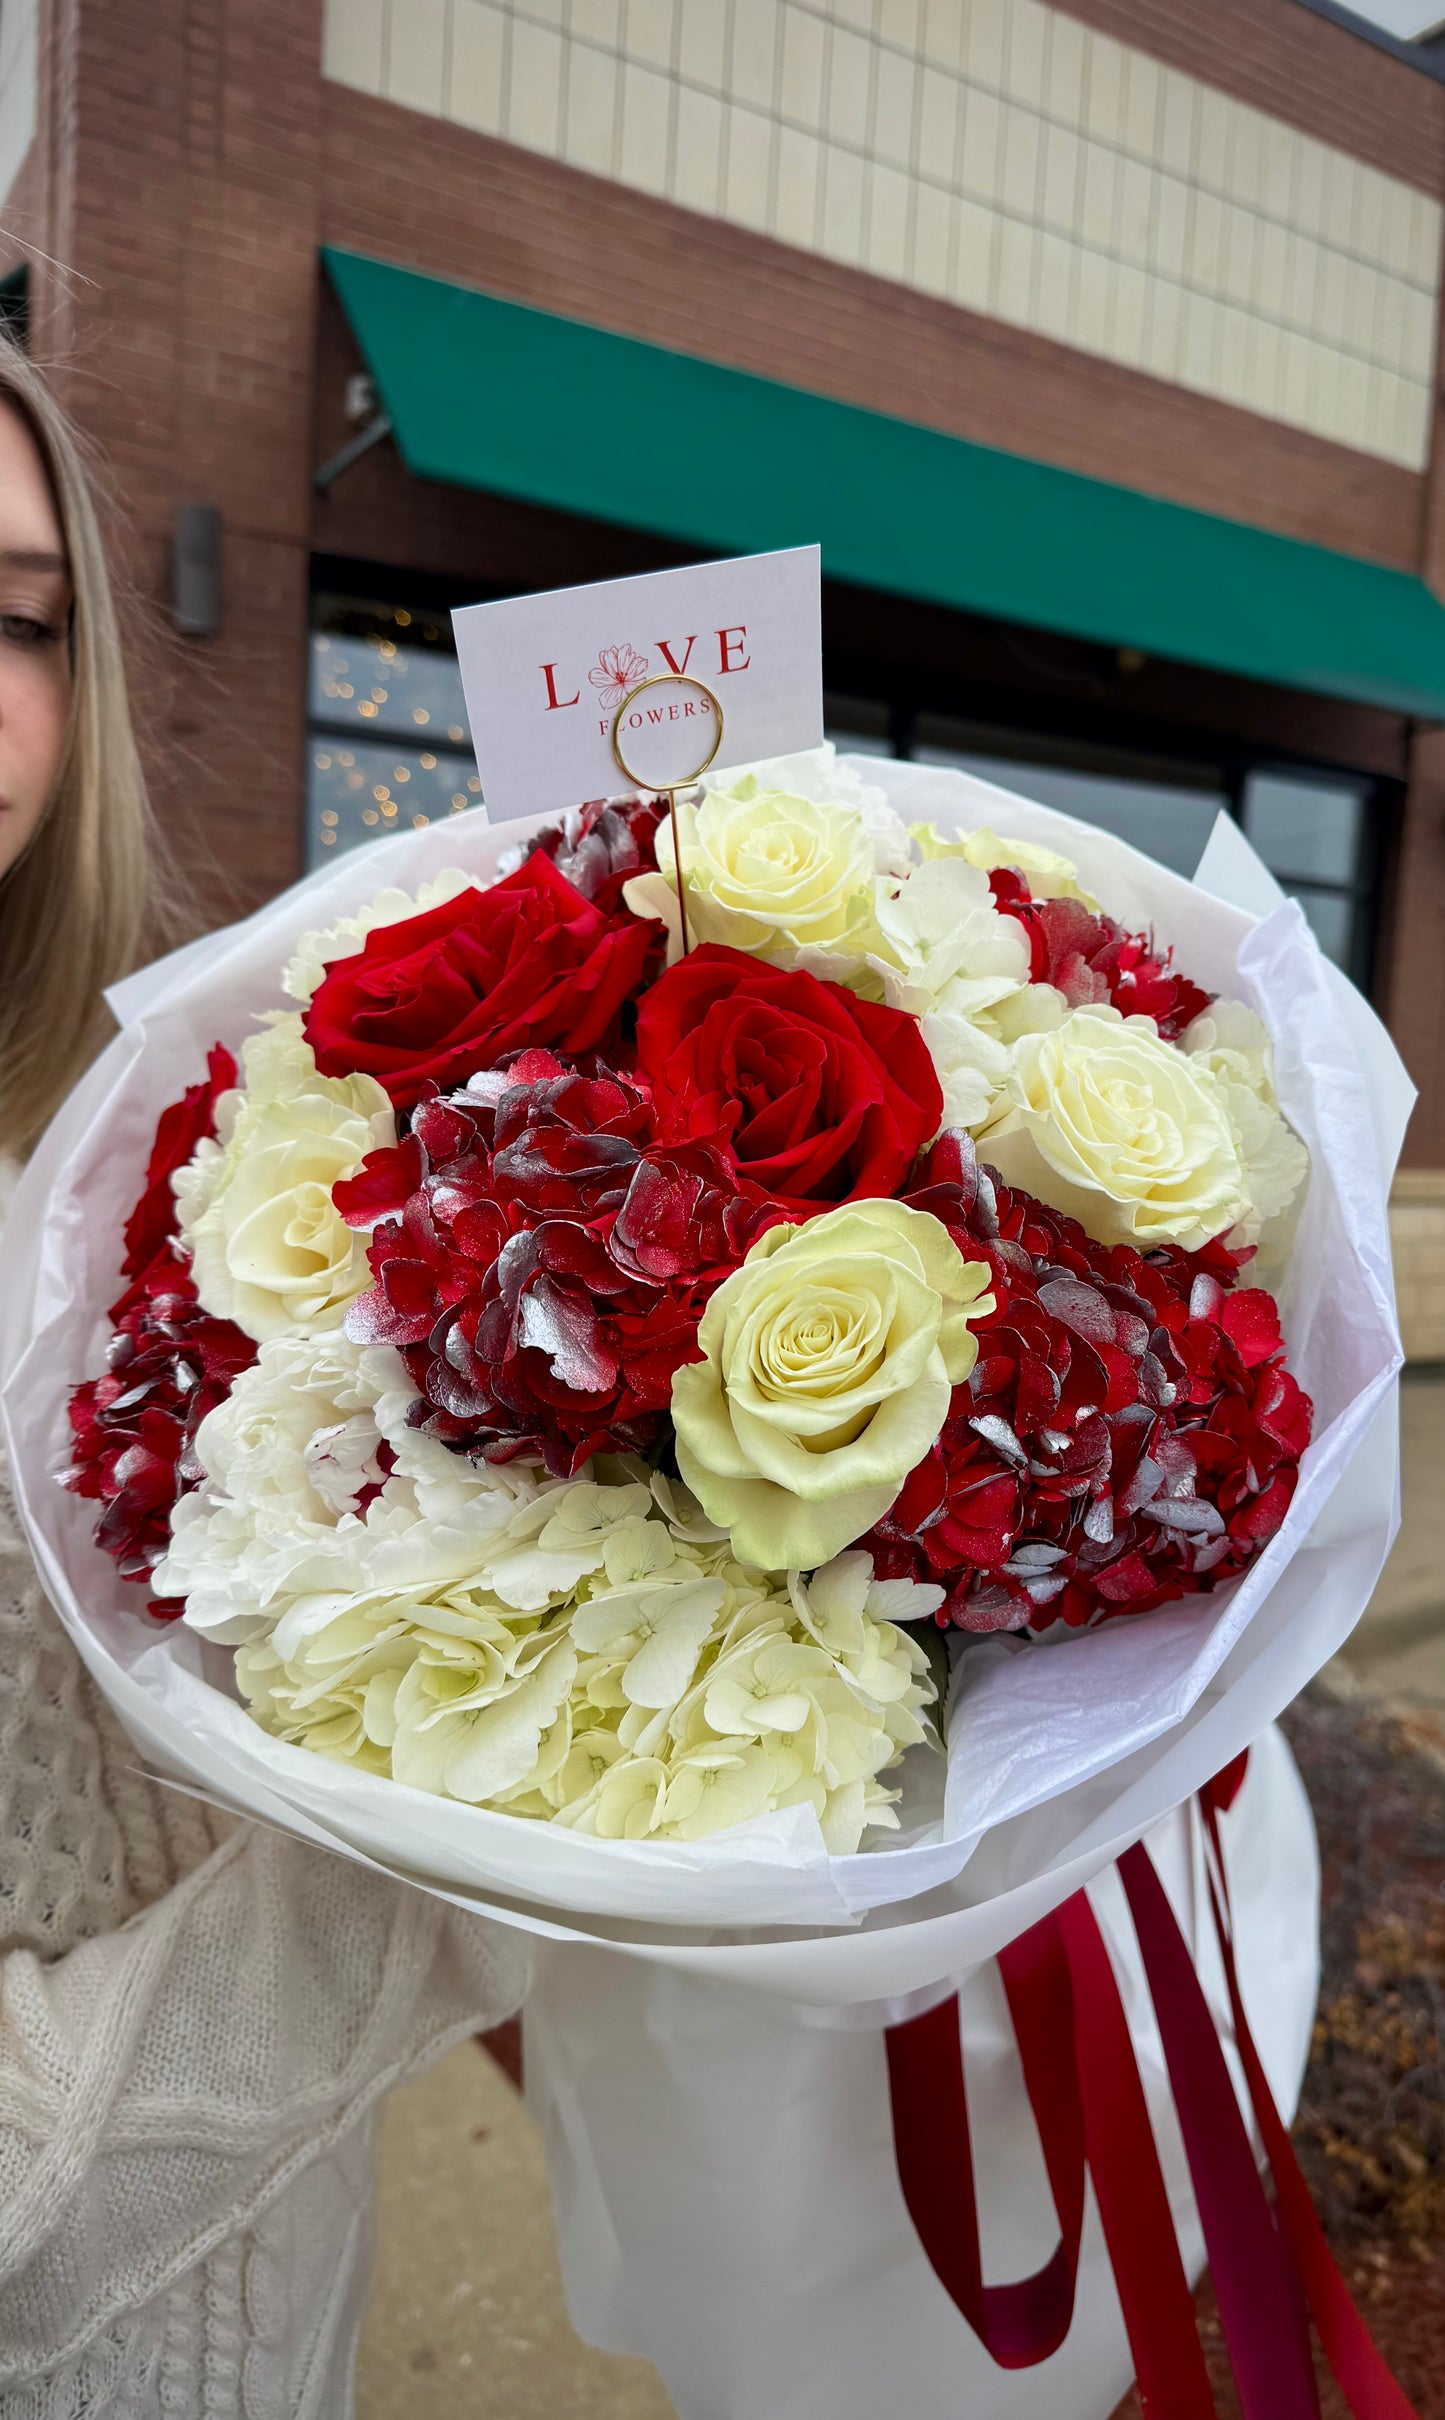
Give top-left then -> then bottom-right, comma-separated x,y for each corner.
306,594 -> 482,864
823,698 -> 1380,982
1241,771 -> 1367,973
911,721 -> 1227,881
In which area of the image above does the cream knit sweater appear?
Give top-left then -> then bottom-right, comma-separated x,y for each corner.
0,1437 -> 529,2414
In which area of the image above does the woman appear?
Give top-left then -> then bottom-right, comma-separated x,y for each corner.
0,338 -> 528,2410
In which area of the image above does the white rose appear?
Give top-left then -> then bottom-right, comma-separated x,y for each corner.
173,1020 -> 395,1342
671,1198 -> 994,1569
1182,1001 -> 1309,1234
622,745 -> 903,975
976,1004 -> 1251,1250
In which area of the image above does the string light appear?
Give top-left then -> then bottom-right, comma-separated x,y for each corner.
314,752 -> 332,770
392,766 -> 410,783
359,700 -> 377,717
378,640 -> 397,661
362,808 -> 379,826
467,775 -> 481,793
370,687 -> 387,703
381,800 -> 398,820
451,791 -> 467,809
395,608 -> 412,627
373,784 -> 390,802
447,724 -> 464,742
419,752 -> 436,769
320,809 -> 339,827
412,707 -> 430,725
321,829 -> 337,846
346,771 -> 364,790
337,751 -> 355,767
412,813 -> 430,828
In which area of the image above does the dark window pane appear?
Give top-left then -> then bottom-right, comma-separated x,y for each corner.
1281,884 -> 1353,968
910,735 -> 1226,881
1243,772 -> 1362,887
824,693 -> 896,756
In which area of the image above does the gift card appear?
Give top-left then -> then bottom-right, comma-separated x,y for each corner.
452,546 -> 822,821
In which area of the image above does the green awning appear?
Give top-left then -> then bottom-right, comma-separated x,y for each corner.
323,243 -> 1445,723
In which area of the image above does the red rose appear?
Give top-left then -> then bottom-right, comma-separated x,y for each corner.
634,945 -> 943,1213
120,1043 -> 236,1284
303,855 -> 662,1110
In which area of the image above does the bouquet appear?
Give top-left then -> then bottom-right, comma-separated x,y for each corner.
59,751 -> 1317,1868
1,748 -> 1408,2419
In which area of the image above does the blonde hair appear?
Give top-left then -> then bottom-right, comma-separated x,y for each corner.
0,335 -> 155,1157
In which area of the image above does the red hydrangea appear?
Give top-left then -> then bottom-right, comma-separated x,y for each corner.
635,945 -> 943,1214
303,853 -> 664,1111
863,1133 -> 1312,1633
66,1055 -> 256,1617
339,1051 -> 778,1475
990,869 -> 1212,1041
504,794 -> 665,914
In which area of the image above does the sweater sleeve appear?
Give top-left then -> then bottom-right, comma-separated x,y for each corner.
0,1815 -> 530,2389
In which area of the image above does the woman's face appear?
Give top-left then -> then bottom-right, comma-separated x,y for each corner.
0,399 -> 72,880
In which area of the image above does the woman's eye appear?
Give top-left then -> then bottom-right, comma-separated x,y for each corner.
0,613 -> 61,649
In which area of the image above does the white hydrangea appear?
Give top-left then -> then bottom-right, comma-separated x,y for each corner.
281,867 -> 482,1005
176,1355 -> 946,1853
861,855 -> 1067,1128
158,1332 -> 562,1641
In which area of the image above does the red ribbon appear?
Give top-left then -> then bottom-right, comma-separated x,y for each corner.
885,1763 -> 1419,2417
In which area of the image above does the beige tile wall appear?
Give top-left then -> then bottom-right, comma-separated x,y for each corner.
0,0 -> 37,214
323,0 -> 1443,472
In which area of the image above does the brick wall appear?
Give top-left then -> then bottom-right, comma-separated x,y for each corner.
7,0 -> 1445,1216
319,78 -> 1426,572
7,0 -> 330,922
1061,0 -> 1445,194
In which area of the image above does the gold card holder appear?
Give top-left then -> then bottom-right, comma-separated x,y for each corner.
610,673 -> 724,956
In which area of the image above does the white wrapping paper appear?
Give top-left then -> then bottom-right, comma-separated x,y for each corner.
0,765 -> 1403,2415
0,763 -> 1405,1976
527,1725 -> 1320,2420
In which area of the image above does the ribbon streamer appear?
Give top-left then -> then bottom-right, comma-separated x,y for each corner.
886,1759 -> 1419,2417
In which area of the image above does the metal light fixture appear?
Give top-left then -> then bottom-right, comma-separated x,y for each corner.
171,502 -> 221,638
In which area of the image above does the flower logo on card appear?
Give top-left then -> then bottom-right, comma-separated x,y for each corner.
588,643 -> 650,713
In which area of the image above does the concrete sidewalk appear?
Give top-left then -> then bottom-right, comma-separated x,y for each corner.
357,1372 -> 1445,2418
1333,1369 -> 1445,1705
356,2039 -> 674,2419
